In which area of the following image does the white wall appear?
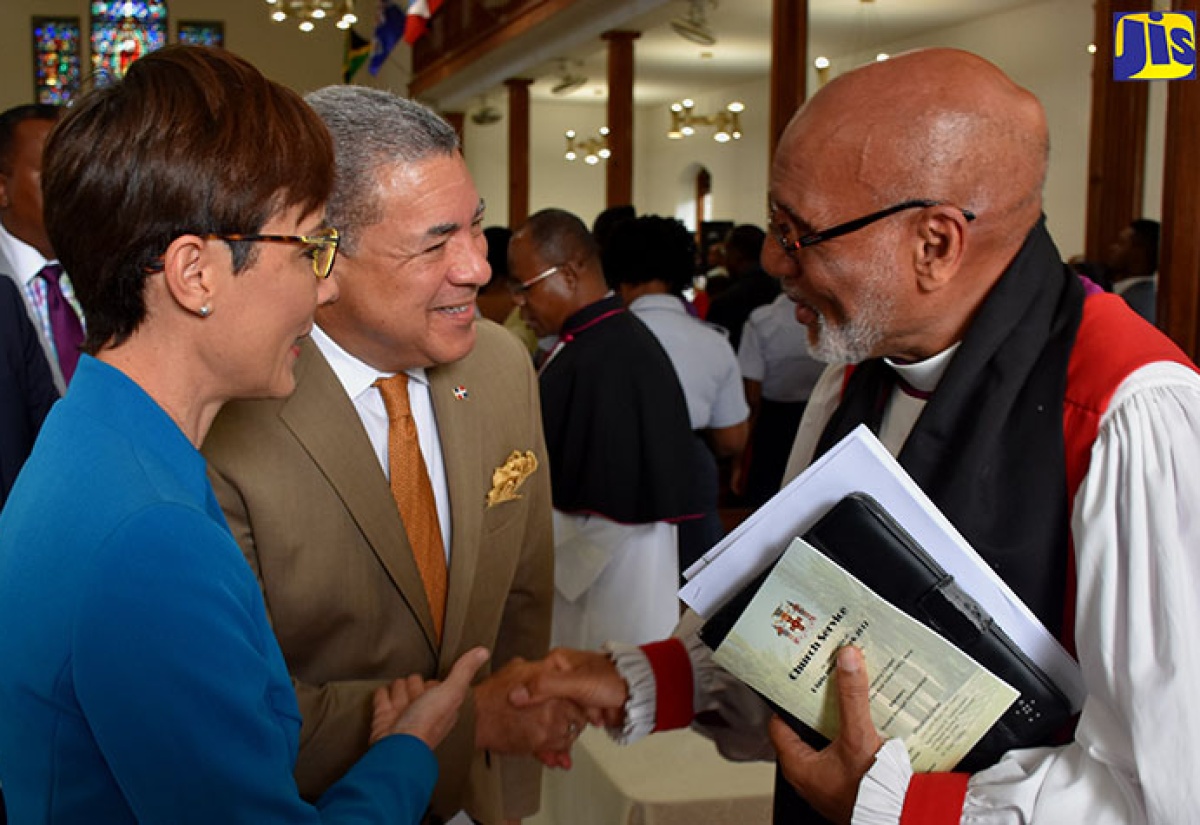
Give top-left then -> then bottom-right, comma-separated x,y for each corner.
812,0 -> 1098,259
531,100 -> 610,222
463,95 -> 512,227
466,76 -> 771,231
634,76 -> 771,231
464,96 -> 616,230
464,0 -> 1103,254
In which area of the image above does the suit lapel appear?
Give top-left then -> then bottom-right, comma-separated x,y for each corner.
282,339 -> 440,651
428,362 -> 483,665
0,270 -> 65,394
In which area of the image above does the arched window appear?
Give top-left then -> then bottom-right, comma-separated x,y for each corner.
90,1 -> 168,81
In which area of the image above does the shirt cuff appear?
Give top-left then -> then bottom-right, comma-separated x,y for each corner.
604,641 -> 657,743
851,739 -> 912,825
604,637 -> 696,743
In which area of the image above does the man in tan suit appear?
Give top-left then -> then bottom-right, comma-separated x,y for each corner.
203,87 -> 576,825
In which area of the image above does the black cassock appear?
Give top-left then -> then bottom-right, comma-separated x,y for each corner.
538,294 -> 706,527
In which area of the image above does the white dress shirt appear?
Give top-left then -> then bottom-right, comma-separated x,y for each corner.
628,294 -> 748,431
737,294 -> 826,404
310,325 -> 452,559
0,222 -> 80,392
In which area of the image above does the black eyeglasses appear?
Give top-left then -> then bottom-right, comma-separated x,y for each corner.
205,227 -> 341,280
771,199 -> 976,256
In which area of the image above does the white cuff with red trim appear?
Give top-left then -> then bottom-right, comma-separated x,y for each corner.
603,641 -> 658,744
852,739 -> 912,825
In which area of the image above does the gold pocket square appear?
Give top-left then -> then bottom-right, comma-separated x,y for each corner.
486,450 -> 539,507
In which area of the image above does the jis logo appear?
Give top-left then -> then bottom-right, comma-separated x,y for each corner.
1113,11 -> 1196,80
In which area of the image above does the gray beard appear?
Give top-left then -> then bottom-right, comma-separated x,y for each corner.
790,248 -> 897,365
807,297 -> 891,365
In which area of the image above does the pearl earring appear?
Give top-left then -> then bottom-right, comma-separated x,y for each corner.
199,304 -> 212,318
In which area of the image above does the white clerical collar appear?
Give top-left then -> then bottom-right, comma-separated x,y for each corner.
310,324 -> 428,403
884,342 -> 960,395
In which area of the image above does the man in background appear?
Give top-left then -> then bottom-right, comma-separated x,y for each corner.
706,224 -> 778,349
0,104 -> 83,392
204,87 -> 578,825
477,225 -> 538,356
1105,217 -> 1159,324
508,208 -> 703,649
0,276 -> 57,509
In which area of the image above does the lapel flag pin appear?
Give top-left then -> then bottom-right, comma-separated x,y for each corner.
453,385 -> 469,400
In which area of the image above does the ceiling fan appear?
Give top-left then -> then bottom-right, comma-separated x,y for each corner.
470,96 -> 503,126
550,58 -> 588,96
670,0 -> 718,47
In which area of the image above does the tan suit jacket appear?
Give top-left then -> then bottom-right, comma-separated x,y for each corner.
203,321 -> 554,824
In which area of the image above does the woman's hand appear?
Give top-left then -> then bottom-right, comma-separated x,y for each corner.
369,647 -> 491,750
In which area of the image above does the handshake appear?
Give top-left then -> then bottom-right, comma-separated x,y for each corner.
481,647 -> 631,769
366,647 -> 633,770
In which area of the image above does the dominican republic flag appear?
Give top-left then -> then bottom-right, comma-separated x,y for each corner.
403,0 -> 444,45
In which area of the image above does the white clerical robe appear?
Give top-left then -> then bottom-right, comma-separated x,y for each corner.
808,360 -> 1200,825
614,359 -> 1200,825
550,510 -> 680,650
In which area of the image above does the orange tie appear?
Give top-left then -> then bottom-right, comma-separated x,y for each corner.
375,374 -> 447,640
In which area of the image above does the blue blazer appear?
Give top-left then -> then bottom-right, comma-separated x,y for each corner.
0,276 -> 57,509
0,357 -> 437,823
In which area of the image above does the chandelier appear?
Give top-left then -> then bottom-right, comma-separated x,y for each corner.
667,99 -> 743,142
265,0 -> 358,32
564,128 -> 610,165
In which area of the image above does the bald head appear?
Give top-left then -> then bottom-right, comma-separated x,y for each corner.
778,49 -> 1047,245
508,208 -> 609,336
518,208 -> 601,274
764,50 -> 1054,363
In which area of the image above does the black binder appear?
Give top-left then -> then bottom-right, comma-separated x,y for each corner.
700,492 -> 1074,772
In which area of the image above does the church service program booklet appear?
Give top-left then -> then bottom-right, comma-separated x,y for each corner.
680,425 -> 1086,714
710,536 -> 1019,772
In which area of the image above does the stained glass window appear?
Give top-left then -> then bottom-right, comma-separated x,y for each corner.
90,1 -> 168,82
178,20 -> 224,47
33,17 -> 82,105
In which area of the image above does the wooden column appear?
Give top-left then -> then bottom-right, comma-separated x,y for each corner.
444,111 -> 465,153
769,0 -> 807,166
603,30 -> 639,209
695,167 -> 711,245
1159,0 -> 1200,358
1084,0 -> 1151,262
505,77 -> 533,229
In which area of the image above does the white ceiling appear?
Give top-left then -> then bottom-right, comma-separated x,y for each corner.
426,0 -> 1043,113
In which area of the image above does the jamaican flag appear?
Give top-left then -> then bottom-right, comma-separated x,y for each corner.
343,28 -> 371,84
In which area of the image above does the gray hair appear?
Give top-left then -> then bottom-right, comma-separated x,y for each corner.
304,85 -> 459,252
